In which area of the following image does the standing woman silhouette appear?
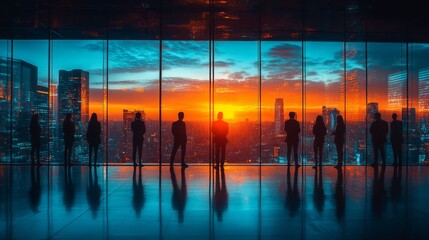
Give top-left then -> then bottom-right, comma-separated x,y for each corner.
87,113 -> 101,166
29,113 -> 41,165
332,115 -> 345,169
312,115 -> 327,168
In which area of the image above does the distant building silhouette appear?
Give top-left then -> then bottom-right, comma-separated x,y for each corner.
274,98 -> 284,136
367,102 -> 379,122
122,109 -> 145,163
388,71 -> 406,111
419,68 -> 429,118
58,69 -> 89,162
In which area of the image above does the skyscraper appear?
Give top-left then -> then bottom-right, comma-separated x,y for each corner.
388,71 -> 407,110
0,58 -> 38,162
36,85 -> 49,161
58,69 -> 89,162
322,106 -> 339,132
419,68 -> 429,118
122,109 -> 145,163
366,102 -> 379,122
274,98 -> 284,136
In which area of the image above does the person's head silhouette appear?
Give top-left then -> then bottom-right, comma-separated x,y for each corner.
31,113 -> 39,123
316,115 -> 323,125
66,113 -> 72,120
289,112 -> 295,119
217,112 -> 223,120
374,112 -> 381,120
135,112 -> 142,120
90,112 -> 98,122
178,112 -> 184,120
392,113 -> 397,120
337,115 -> 344,125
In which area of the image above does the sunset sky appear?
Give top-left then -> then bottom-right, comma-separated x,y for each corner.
5,40 -> 428,122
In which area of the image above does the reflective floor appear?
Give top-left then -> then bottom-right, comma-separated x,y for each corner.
1,165 -> 428,239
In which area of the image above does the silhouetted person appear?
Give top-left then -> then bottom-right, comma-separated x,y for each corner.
86,167 -> 101,219
28,166 -> 41,212
212,112 -> 229,169
132,166 -> 145,218
332,115 -> 345,169
369,112 -> 388,167
63,167 -> 75,212
312,115 -> 327,168
87,113 -> 101,166
63,113 -> 75,166
170,112 -> 188,168
371,165 -> 386,217
284,112 -> 300,167
213,168 -> 228,221
29,113 -> 41,165
313,166 -> 324,213
285,166 -> 300,217
390,113 -> 403,166
170,167 -> 187,223
334,168 -> 345,220
131,112 -> 146,167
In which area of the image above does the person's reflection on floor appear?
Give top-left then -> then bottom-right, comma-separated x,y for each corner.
372,165 -> 387,217
171,167 -> 187,223
63,166 -> 75,212
213,168 -> 228,222
86,166 -> 101,218
334,167 -> 345,220
313,166 -> 324,213
285,166 -> 300,217
28,166 -> 41,213
391,165 -> 402,211
133,166 -> 145,218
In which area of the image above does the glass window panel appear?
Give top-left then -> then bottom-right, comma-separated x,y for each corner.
304,41 -> 344,166
0,40 -> 11,163
214,41 -> 260,164
345,41 -> 367,165
367,43 -> 407,165
161,40 -> 209,164
107,40 -> 160,164
409,43 -> 429,165
261,41 -> 303,164
52,40 -> 106,164
12,40 -> 49,164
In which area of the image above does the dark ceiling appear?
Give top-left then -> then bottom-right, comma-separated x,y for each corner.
0,0 -> 428,41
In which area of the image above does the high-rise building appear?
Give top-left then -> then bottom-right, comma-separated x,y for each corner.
366,102 -> 379,122
35,85 -> 49,161
388,71 -> 407,110
341,69 -> 363,122
58,69 -> 89,162
322,106 -> 339,132
0,58 -> 38,162
419,68 -> 429,118
122,109 -> 145,163
274,98 -> 284,136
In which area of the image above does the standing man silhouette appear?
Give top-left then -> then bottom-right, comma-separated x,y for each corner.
63,113 -> 75,166
212,112 -> 229,169
29,113 -> 41,165
390,113 -> 403,166
284,112 -> 300,167
170,112 -> 188,168
369,112 -> 388,167
131,112 -> 146,167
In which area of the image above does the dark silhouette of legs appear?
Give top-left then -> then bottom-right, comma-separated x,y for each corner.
380,143 -> 386,165
137,143 -> 143,166
313,143 -> 323,168
287,142 -> 292,165
335,143 -> 343,168
373,143 -> 380,166
214,143 -> 226,168
31,143 -> 40,165
94,144 -> 99,164
132,142 -> 137,166
170,141 -> 181,167
392,142 -> 402,165
292,142 -> 299,166
89,144 -> 93,165
180,141 -> 186,166
64,143 -> 73,166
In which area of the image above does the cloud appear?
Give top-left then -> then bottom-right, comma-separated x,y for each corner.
267,43 -> 302,59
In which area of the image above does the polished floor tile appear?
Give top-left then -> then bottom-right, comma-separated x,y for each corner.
0,165 -> 427,239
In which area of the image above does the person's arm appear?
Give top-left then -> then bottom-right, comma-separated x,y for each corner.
225,122 -> 229,135
297,121 -> 301,134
